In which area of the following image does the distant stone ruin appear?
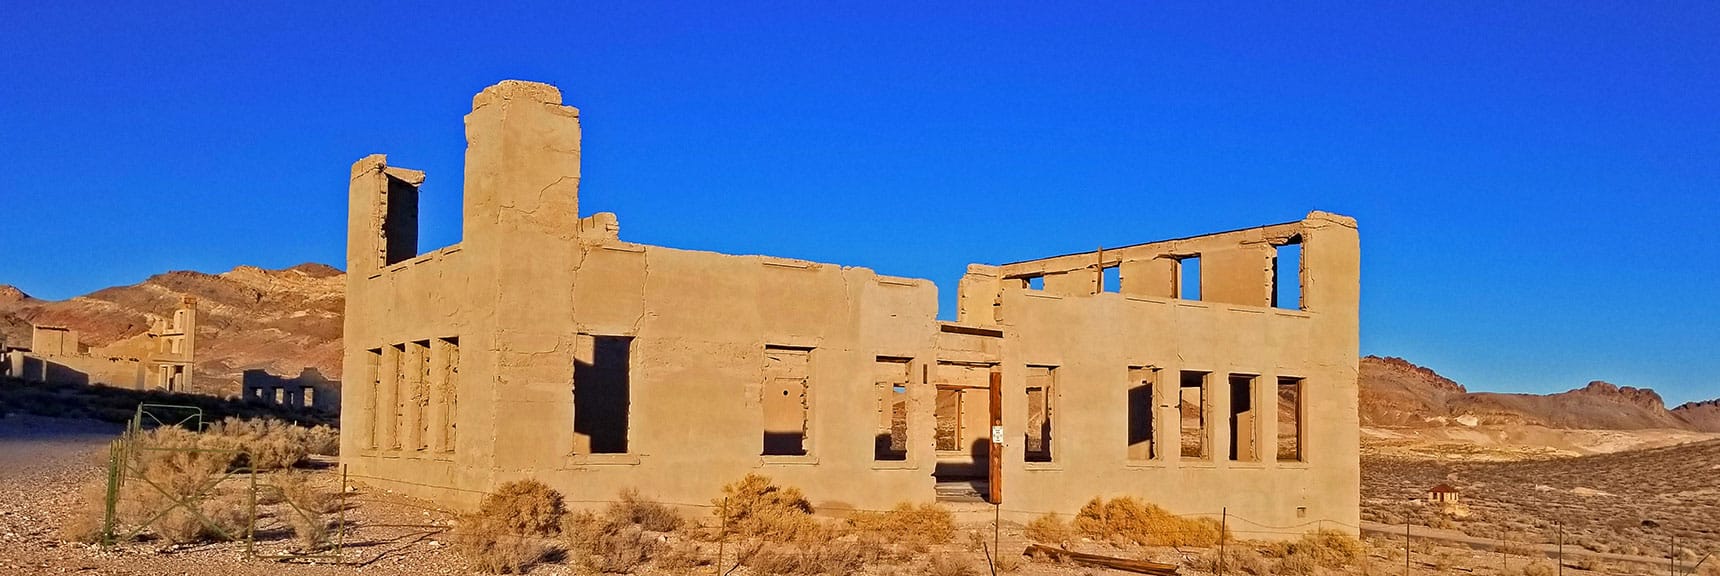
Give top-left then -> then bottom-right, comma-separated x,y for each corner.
4,297 -> 197,391
342,80 -> 1361,536
242,367 -> 341,413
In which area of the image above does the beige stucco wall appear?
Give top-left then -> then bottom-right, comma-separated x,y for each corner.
959,212 -> 1360,532
341,80 -> 1360,535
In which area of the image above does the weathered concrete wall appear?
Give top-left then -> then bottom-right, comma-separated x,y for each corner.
342,80 -> 1360,534
243,367 -> 342,412
962,212 -> 1360,531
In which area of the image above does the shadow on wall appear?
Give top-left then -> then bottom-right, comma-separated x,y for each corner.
5,354 -> 92,386
573,335 -> 631,455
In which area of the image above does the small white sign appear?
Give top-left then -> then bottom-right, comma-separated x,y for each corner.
991,426 -> 1005,444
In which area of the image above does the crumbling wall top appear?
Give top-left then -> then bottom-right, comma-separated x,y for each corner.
472,80 -> 564,110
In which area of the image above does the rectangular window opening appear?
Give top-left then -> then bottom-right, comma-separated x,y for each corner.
1127,366 -> 1156,461
762,346 -> 811,456
437,337 -> 460,453
1178,256 -> 1202,301
1277,377 -> 1303,462
1179,371 -> 1208,459
1229,374 -> 1259,462
1026,276 -> 1045,291
574,335 -> 632,454
412,340 -> 431,451
874,358 -> 911,461
1101,266 -> 1121,293
389,343 -> 407,450
934,387 -> 964,451
381,174 -> 420,266
1273,239 -> 1303,310
1024,366 -> 1056,463
365,348 -> 381,449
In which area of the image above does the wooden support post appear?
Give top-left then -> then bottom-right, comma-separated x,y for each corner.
989,368 -> 1003,504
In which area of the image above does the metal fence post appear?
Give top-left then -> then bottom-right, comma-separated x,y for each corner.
101,439 -> 121,545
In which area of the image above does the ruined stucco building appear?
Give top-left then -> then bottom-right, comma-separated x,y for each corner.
243,367 -> 341,412
5,298 -> 198,391
342,80 -> 1360,533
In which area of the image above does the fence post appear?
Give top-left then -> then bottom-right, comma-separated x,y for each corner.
991,502 -> 1001,576
715,497 -> 728,576
101,440 -> 121,545
337,464 -> 348,562
1219,507 -> 1227,576
1403,503 -> 1411,576
1557,521 -> 1563,576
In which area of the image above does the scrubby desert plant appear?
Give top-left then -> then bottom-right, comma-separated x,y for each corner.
562,509 -> 659,573
60,481 -> 109,543
1199,546 -> 1270,575
713,473 -> 815,540
1072,496 -> 1227,547
927,553 -> 981,576
479,479 -> 565,536
1023,513 -> 1074,545
453,518 -> 550,574
847,502 -> 954,546
608,488 -> 683,532
1268,529 -> 1366,570
453,480 -> 564,573
305,424 -> 340,456
275,472 -> 339,549
1275,553 -> 1320,575
204,417 -> 313,470
745,533 -> 870,576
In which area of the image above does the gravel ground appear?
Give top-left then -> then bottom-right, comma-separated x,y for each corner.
0,414 -> 480,576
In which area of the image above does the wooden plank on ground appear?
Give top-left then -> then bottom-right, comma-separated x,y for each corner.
1024,544 -> 1180,575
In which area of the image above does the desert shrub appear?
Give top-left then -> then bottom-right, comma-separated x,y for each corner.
608,488 -> 683,532
1199,546 -> 1270,575
1072,496 -> 1227,547
150,492 -> 249,544
453,480 -> 563,573
928,553 -> 981,576
991,548 -> 1023,573
713,473 -> 815,540
563,509 -> 659,573
107,427 -> 251,543
275,472 -> 338,549
204,417 -> 313,470
1275,553 -> 1320,576
453,517 -> 549,574
1270,529 -> 1366,570
479,480 -> 565,537
305,424 -> 340,456
60,481 -> 109,543
1518,561 -> 1556,576
276,471 -> 340,514
654,538 -> 712,571
1023,513 -> 1074,545
733,523 -> 878,576
847,502 -> 954,546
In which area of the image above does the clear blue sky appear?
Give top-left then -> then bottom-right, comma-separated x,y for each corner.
2,2 -> 1716,403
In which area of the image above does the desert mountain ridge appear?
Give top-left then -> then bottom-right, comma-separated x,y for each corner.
3,265 -> 1715,432
1361,355 -> 1719,432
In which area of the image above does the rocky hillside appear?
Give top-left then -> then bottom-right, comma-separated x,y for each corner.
1362,355 -> 1718,432
1672,400 -> 1720,433
0,264 -> 344,395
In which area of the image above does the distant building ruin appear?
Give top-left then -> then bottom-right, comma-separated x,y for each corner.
342,80 -> 1360,534
4,297 -> 198,391
243,367 -> 341,413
